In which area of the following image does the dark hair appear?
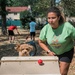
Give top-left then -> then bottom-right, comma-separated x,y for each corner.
47,7 -> 65,25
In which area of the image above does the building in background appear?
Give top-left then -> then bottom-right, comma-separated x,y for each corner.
5,6 -> 29,26
6,7 -> 28,20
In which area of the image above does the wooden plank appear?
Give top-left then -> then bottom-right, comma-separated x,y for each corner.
0,56 -> 61,75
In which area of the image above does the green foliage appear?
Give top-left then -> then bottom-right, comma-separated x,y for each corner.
11,0 -> 52,17
20,10 -> 31,19
61,0 -> 75,16
20,11 -> 34,29
0,0 -> 14,15
33,0 -> 51,17
11,0 -> 38,6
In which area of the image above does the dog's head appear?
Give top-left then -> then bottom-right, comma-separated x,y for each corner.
15,43 -> 34,56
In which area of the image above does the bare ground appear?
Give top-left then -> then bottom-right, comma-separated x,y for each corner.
0,29 -> 75,75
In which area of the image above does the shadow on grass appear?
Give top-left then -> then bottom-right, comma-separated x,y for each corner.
0,43 -> 18,60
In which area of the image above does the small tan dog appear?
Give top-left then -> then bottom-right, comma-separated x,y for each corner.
15,43 -> 34,56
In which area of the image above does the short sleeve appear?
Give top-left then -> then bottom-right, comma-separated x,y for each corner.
71,25 -> 75,39
39,25 -> 47,41
64,22 -> 75,40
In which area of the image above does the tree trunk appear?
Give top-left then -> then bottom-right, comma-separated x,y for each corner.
1,1 -> 7,35
1,14 -> 7,35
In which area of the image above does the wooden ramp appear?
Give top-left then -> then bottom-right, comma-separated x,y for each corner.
0,56 -> 61,75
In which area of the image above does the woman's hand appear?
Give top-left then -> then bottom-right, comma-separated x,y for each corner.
48,51 -> 56,56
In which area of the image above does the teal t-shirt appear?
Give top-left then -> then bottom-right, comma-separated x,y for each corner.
29,21 -> 36,32
39,22 -> 75,55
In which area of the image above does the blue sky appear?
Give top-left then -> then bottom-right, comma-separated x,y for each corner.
56,0 -> 61,3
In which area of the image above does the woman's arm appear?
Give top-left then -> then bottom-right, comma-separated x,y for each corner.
38,39 -> 56,56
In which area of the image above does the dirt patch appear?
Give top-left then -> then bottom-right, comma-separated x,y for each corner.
0,29 -> 75,75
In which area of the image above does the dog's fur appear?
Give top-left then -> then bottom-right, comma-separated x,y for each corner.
15,43 -> 34,56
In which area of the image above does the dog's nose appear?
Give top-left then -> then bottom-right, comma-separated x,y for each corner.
24,52 -> 27,54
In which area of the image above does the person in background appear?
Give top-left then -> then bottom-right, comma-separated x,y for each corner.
8,25 -> 20,43
29,18 -> 37,41
38,6 -> 74,75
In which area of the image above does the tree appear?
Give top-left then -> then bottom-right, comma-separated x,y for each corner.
32,0 -> 51,17
20,10 -> 32,28
0,0 -> 13,35
60,0 -> 75,17
11,0 -> 52,17
50,0 -> 56,7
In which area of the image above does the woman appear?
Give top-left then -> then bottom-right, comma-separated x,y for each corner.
38,7 -> 74,75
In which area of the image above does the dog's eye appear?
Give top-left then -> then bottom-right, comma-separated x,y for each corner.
26,48 -> 29,51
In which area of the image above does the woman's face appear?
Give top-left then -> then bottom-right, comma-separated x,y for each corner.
47,12 -> 60,28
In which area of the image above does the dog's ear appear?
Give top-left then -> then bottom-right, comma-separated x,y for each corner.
28,45 -> 34,50
16,42 -> 20,47
15,43 -> 20,50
